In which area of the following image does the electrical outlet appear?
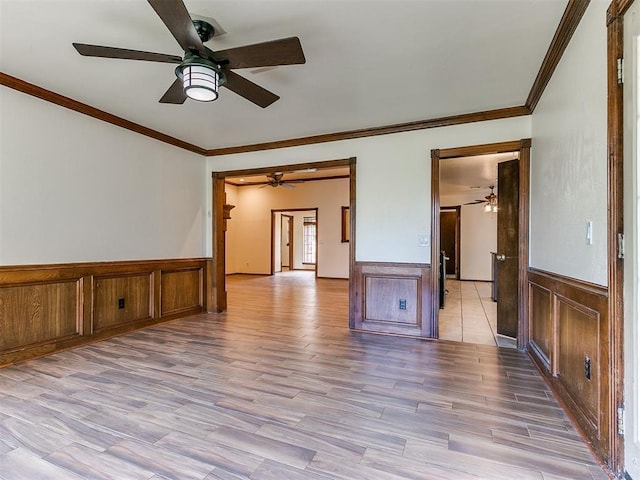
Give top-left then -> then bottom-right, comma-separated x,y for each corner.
118,298 -> 125,309
584,356 -> 591,380
399,299 -> 407,310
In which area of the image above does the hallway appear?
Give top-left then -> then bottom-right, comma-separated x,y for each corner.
439,280 -> 516,348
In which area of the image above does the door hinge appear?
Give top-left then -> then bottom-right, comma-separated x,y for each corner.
618,406 -> 625,437
617,57 -> 624,84
618,233 -> 625,259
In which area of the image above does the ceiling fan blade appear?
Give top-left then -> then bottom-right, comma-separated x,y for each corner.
147,0 -> 204,55
222,70 -> 279,108
73,43 -> 182,63
159,78 -> 187,104
214,37 -> 306,69
464,200 -> 484,205
280,183 -> 296,189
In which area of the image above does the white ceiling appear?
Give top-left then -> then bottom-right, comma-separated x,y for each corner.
0,0 -> 567,151
440,152 -> 518,204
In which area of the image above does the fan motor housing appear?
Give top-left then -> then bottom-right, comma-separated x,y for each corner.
193,20 -> 215,42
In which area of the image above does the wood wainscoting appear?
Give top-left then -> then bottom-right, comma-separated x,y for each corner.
527,268 -> 611,465
0,258 -> 208,367
352,262 -> 433,337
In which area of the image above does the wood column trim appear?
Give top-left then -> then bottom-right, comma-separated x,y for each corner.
518,139 -> 532,348
606,3 -> 625,473
211,173 -> 227,312
348,158 -> 357,329
430,149 -> 441,338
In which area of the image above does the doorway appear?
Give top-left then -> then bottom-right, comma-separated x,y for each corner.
271,209 -> 318,275
209,157 -> 356,313
431,140 -> 531,348
439,207 -> 460,279
280,214 -> 293,271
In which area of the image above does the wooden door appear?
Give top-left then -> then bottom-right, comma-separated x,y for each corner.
281,215 -> 293,270
496,159 -> 519,337
440,209 -> 459,277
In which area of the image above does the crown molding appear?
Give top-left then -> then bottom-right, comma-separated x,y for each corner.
0,72 -> 206,156
204,106 -> 531,156
525,0 -> 590,112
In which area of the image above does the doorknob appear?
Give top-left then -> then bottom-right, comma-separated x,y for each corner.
496,254 -> 506,262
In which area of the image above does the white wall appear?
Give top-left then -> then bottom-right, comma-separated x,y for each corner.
207,117 -> 531,265
224,180 -> 348,278
0,88 -> 206,265
460,203 -> 497,281
530,0 -> 608,286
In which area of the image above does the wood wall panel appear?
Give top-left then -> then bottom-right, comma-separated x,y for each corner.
93,274 -> 152,332
0,281 -> 81,352
365,276 -> 419,325
352,262 -> 431,337
557,297 -> 600,431
161,269 -> 202,316
0,258 -> 207,367
529,283 -> 552,369
527,268 -> 609,463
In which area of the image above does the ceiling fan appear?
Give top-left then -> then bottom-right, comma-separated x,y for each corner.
72,0 -> 306,107
465,185 -> 497,205
261,172 -> 301,189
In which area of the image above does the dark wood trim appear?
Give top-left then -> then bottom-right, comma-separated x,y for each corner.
608,0 -> 635,22
437,140 -> 524,159
226,175 -> 350,187
518,139 -> 532,348
0,72 -> 206,156
216,158 -> 355,179
0,257 -> 207,279
206,107 -> 531,156
607,2 -> 625,474
430,149 -> 441,338
348,159 -> 357,328
528,268 -> 610,298
0,258 -> 207,367
525,0 -> 591,112
432,139 -> 531,349
210,173 -> 227,312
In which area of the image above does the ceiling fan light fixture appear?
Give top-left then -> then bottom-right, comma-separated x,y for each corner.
181,64 -> 219,101
484,185 -> 498,213
177,55 -> 224,102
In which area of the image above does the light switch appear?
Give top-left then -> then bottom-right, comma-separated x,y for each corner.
586,221 -> 593,245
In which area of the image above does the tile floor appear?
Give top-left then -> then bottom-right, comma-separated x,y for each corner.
439,280 -> 516,348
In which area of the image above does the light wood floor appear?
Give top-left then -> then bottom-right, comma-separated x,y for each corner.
0,271 -> 608,479
439,280 -> 516,348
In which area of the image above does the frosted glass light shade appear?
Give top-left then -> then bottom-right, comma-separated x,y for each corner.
182,65 -> 219,102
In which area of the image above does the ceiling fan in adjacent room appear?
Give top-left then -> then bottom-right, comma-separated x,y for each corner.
465,185 -> 498,212
72,0 -> 306,107
262,172 -> 302,189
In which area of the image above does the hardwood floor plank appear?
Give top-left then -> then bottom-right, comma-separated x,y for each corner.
0,272 -> 608,479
